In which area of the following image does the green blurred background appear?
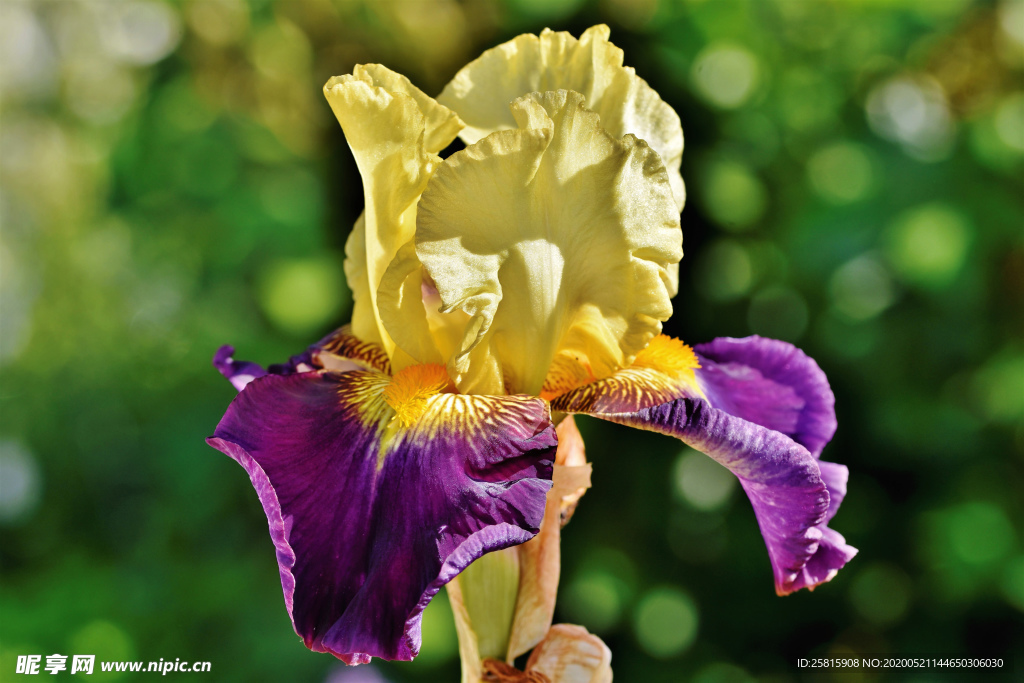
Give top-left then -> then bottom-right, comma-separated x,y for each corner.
1,0 -> 1022,681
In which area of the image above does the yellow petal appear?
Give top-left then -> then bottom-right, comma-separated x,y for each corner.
507,416 -> 592,661
324,65 -> 462,361
439,24 -> 685,219
353,64 -> 463,155
416,90 -> 682,396
341,212 -> 383,347
526,624 -> 612,683
376,240 -> 445,365
439,25 -> 684,298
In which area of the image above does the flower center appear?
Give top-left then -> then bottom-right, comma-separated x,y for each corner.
539,354 -> 598,401
384,364 -> 451,427
631,334 -> 701,380
540,334 -> 701,402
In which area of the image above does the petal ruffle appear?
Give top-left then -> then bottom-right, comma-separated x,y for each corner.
416,90 -> 681,396
438,25 -> 685,216
352,64 -> 464,156
695,336 -> 837,457
794,460 -> 857,592
324,65 -> 462,362
550,336 -> 855,595
208,369 -> 555,662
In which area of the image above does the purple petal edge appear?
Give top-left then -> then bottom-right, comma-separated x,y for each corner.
601,397 -> 855,595
695,336 -> 837,457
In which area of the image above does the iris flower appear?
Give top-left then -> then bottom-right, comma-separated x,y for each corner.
209,26 -> 856,671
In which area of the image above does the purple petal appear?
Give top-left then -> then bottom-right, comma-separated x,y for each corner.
213,345 -> 269,391
695,336 -> 836,457
550,335 -> 855,596
793,525 -> 858,593
817,460 -> 848,523
208,370 -> 554,663
592,397 -> 854,595
212,327 -> 390,393
794,462 -> 857,589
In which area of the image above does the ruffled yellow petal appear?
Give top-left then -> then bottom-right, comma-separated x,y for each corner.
324,65 -> 462,361
416,90 -> 682,396
439,24 -> 685,218
353,64 -> 463,155
439,25 -> 684,297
